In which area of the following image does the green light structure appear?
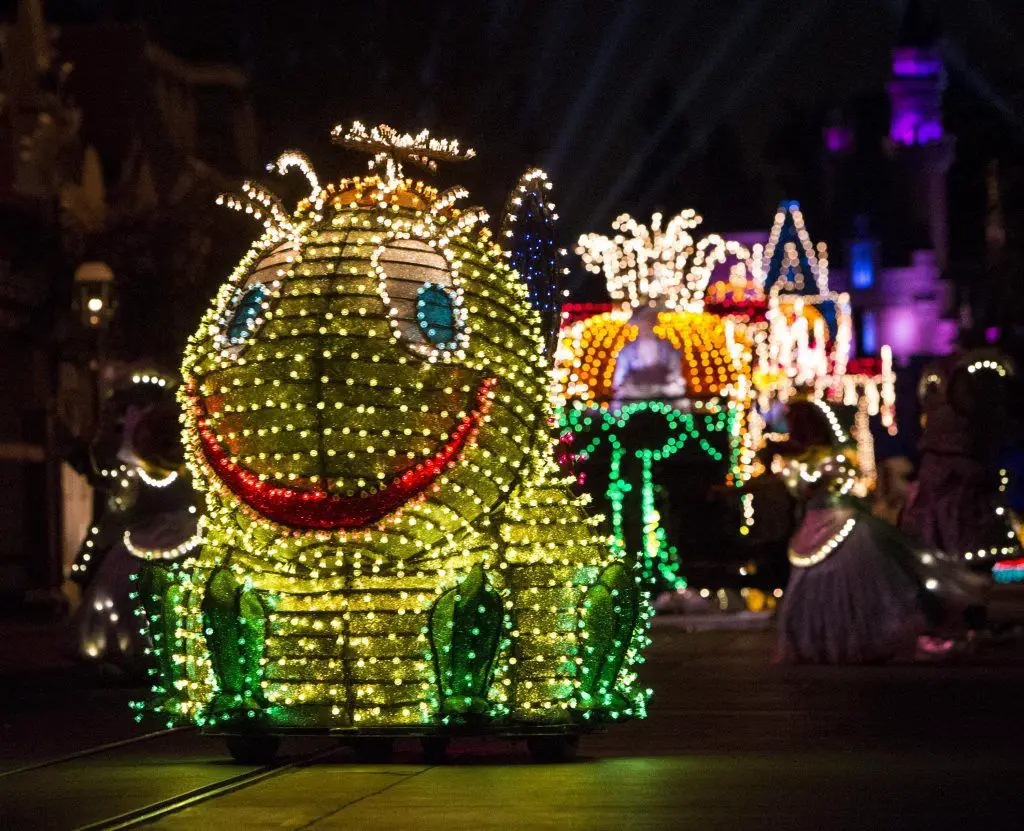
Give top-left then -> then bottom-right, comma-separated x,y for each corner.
560,400 -> 734,589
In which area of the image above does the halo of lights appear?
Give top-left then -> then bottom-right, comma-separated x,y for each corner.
576,210 -> 741,312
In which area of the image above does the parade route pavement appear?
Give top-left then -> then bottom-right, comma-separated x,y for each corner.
3,623 -> 1023,830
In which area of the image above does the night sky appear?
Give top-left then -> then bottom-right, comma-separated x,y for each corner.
33,0 -> 1024,254
133,2 -> 1021,232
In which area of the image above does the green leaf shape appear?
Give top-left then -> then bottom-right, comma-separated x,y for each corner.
579,562 -> 640,709
428,563 -> 503,717
201,569 -> 267,716
138,563 -> 185,708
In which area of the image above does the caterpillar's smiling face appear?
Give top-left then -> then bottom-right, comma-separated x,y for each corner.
182,173 -> 554,534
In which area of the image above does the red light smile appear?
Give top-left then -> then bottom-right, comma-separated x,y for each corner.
194,378 -> 496,530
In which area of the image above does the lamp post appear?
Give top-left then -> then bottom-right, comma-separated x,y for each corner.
74,261 -> 116,330
73,261 -> 116,431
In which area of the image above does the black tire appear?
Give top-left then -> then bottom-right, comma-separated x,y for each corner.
420,736 -> 450,763
526,735 -> 579,763
226,734 -> 280,765
349,737 -> 395,763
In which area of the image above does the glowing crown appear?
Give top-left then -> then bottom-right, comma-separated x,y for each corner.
576,210 -> 745,312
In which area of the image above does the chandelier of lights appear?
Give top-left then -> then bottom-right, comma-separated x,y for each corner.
576,209 -> 749,312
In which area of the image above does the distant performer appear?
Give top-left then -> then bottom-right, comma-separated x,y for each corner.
776,398 -> 986,665
611,305 -> 686,409
901,349 -> 1022,566
62,373 -> 179,601
77,394 -> 199,671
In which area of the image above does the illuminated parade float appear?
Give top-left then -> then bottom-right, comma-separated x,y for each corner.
555,201 -> 896,596
134,124 -> 650,763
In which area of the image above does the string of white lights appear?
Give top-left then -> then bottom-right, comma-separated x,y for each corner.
788,516 -> 857,568
123,529 -> 203,561
136,468 -> 179,488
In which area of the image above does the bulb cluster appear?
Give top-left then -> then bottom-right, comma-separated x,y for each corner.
576,210 -> 741,312
761,201 -> 828,296
136,469 -> 179,488
561,401 -> 733,587
554,310 -> 747,406
501,168 -> 563,323
740,493 -> 755,537
961,469 -> 1021,562
966,358 -> 1010,377
131,373 -> 171,388
123,529 -> 203,561
559,199 -> 897,591
70,463 -> 185,579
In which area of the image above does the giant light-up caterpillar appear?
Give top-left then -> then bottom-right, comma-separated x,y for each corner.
135,123 -> 650,763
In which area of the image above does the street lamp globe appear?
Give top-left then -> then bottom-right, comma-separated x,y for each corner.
74,261 -> 115,329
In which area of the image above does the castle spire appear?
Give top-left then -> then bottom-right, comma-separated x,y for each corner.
888,0 -> 945,147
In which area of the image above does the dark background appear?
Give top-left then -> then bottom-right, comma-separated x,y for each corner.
29,0 -> 1024,243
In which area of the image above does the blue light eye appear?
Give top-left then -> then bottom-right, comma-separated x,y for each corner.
226,282 -> 267,344
416,283 -> 457,347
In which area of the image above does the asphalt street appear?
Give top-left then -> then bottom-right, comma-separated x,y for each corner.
2,621 -> 1023,830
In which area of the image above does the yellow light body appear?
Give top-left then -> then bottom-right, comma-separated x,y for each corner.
158,174 -> 648,731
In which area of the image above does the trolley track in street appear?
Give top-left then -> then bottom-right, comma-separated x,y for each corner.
0,723 -> 344,831
73,742 -> 347,831
0,727 -> 189,781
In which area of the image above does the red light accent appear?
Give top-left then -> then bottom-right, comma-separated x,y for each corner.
993,559 -> 1024,570
847,357 -> 883,376
703,300 -> 769,323
560,302 -> 615,326
195,378 -> 496,529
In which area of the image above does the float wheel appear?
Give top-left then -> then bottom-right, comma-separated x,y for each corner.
349,737 -> 395,763
226,734 -> 280,765
526,734 -> 579,763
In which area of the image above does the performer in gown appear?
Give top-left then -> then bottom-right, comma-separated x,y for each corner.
61,393 -> 136,605
77,396 -> 200,669
611,305 -> 686,410
776,398 -> 987,665
901,349 -> 1022,567
62,373 -> 182,602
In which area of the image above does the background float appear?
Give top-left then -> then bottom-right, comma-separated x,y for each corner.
555,201 -> 897,602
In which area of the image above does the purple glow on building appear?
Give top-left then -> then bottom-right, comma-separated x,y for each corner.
891,118 -> 913,146
934,320 -> 958,355
824,125 -> 853,154
915,121 -> 944,144
892,55 -> 942,78
882,307 -> 921,359
986,327 -> 1000,344
865,251 -> 954,360
890,104 -> 944,146
877,306 -> 957,359
888,47 -> 945,147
